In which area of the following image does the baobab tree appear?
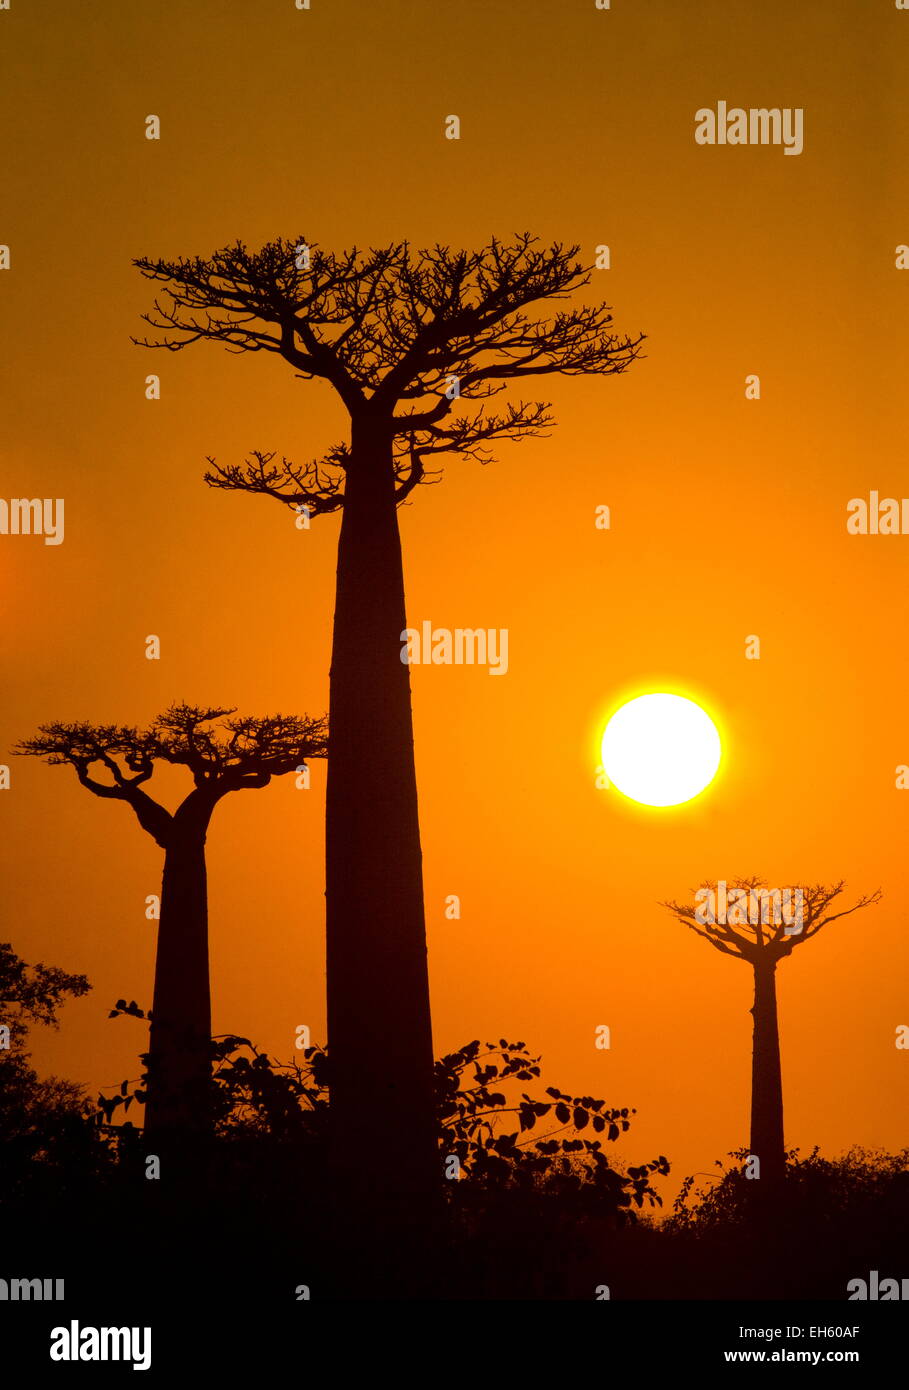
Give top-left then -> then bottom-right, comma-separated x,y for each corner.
16,704 -> 327,1159
663,877 -> 881,1196
133,233 -> 644,1215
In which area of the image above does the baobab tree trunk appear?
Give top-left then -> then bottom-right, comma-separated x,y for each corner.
144,794 -> 215,1156
749,959 -> 786,1192
325,416 -> 439,1234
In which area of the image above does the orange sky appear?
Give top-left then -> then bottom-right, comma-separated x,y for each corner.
1,0 -> 907,1198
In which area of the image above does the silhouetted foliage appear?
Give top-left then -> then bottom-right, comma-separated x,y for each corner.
0,943 -> 105,1202
435,1038 -> 668,1214
670,1145 -> 909,1233
0,940 -> 90,1041
657,1145 -> 909,1300
97,1015 -> 666,1222
5,971 -> 904,1302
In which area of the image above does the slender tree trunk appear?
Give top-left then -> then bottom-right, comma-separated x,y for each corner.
144,793 -> 215,1154
749,959 -> 785,1191
325,417 -> 439,1231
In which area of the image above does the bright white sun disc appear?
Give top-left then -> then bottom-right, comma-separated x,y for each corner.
601,694 -> 721,807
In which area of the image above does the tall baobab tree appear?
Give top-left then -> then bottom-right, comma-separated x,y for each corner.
133,233 -> 644,1214
16,704 -> 327,1158
663,878 -> 881,1195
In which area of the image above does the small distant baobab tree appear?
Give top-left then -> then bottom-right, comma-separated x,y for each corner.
663,877 -> 881,1196
133,233 -> 644,1215
16,704 -> 327,1157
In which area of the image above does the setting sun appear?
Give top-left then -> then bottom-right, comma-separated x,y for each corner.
601,693 -> 722,808
2,0 -> 905,1344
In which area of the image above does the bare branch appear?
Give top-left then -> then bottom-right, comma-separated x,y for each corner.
15,706 -> 329,833
134,232 -> 645,503
204,447 -> 347,514
662,878 -> 882,967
